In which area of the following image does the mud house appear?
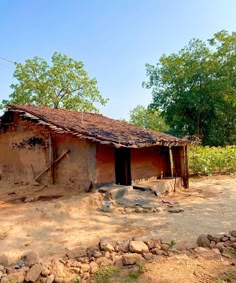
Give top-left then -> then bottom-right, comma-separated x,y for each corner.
0,104 -> 189,190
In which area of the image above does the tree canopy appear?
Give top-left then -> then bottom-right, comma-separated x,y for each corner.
129,105 -> 169,132
143,30 -> 236,146
1,52 -> 108,112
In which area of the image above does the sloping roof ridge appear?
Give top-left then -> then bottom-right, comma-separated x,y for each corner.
6,104 -> 187,147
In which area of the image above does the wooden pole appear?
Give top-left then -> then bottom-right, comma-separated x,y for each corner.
169,146 -> 174,178
34,150 -> 70,182
48,134 -> 55,184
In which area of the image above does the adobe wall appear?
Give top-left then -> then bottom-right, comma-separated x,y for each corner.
96,144 -> 115,186
0,113 -> 97,191
131,146 -> 171,181
0,114 -> 49,183
53,134 -> 96,191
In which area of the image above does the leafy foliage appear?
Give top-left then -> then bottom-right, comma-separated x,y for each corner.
143,30 -> 236,146
1,52 -> 108,112
189,146 -> 236,175
129,105 -> 169,132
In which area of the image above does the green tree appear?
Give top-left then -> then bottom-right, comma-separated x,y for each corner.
1,52 -> 108,112
143,30 -> 236,146
129,105 -> 169,132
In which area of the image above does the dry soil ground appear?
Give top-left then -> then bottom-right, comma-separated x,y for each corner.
0,176 -> 236,282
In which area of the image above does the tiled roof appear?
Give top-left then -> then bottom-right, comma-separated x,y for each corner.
5,104 -> 187,147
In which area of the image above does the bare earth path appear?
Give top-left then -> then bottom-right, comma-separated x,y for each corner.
0,176 -> 235,261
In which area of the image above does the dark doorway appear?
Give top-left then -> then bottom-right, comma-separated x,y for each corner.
115,148 -> 131,185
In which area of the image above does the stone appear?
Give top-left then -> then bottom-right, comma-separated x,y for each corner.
222,236 -> 229,242
104,251 -> 110,259
99,238 -> 114,252
207,234 -> 223,243
142,253 -> 154,261
232,243 -> 236,249
82,272 -> 90,280
0,277 -> 8,283
129,241 -> 149,254
104,243 -> 114,253
212,248 -> 221,254
115,241 -> 129,253
145,240 -> 155,249
66,247 -> 87,259
78,257 -> 89,264
50,259 -> 65,278
197,234 -> 211,248
96,257 -> 113,267
161,244 -> 170,251
67,259 -> 81,268
0,256 -> 8,267
151,249 -> 165,256
7,270 -> 25,283
210,241 -> 216,248
22,251 -> 41,267
41,265 -> 50,277
89,262 -> 98,274
223,241 -> 232,247
168,207 -> 184,213
230,236 -> 236,242
25,263 -> 43,282
194,247 -> 209,254
215,242 -> 224,248
0,265 -> 4,272
229,231 -> 236,237
135,207 -> 143,213
122,253 -> 143,266
80,264 -> 90,273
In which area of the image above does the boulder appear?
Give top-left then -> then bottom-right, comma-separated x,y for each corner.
22,251 -> 40,267
7,270 -> 25,283
99,238 -> 114,252
230,236 -> 236,242
194,247 -> 209,254
215,242 -> 225,249
229,231 -> 236,237
142,253 -> 154,261
122,254 -> 143,266
115,241 -> 129,253
66,247 -> 87,259
46,274 -> 55,283
80,263 -> 90,273
129,241 -> 149,254
197,234 -> 211,247
89,262 -> 98,274
25,263 -> 43,282
145,240 -> 155,250
50,259 -> 65,278
207,234 -> 223,243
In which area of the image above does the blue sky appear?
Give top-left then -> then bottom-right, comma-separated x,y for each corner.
0,0 -> 235,119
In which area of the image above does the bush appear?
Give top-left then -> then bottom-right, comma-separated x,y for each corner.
189,146 -> 236,176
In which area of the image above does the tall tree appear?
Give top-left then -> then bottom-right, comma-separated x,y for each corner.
143,30 -> 236,146
1,52 -> 108,112
129,105 -> 169,132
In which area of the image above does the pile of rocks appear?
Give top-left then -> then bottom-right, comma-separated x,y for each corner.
0,237 -> 178,283
197,230 -> 236,250
0,230 -> 235,283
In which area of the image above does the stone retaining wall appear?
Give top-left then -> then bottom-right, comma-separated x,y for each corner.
0,230 -> 236,283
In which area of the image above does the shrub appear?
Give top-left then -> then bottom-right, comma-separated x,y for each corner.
189,146 -> 236,176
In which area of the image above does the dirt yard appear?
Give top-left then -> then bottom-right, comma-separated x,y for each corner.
0,176 -> 235,264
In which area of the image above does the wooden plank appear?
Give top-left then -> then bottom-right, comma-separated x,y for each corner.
34,149 -> 70,182
48,134 -> 55,184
